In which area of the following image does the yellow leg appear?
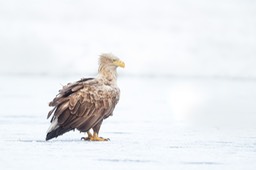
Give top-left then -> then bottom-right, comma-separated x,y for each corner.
81,131 -> 93,140
81,131 -> 109,141
90,132 -> 109,141
87,131 -> 92,138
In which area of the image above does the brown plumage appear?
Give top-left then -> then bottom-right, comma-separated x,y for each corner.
46,53 -> 125,141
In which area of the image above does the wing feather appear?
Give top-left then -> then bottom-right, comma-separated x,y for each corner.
58,109 -> 71,125
46,77 -> 120,140
71,101 -> 81,114
47,107 -> 56,119
53,102 -> 69,118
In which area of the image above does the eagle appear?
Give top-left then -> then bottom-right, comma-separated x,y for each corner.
46,53 -> 125,141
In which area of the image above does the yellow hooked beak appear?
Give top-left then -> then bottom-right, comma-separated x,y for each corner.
113,60 -> 125,68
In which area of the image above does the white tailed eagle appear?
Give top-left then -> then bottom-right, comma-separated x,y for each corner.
46,53 -> 125,141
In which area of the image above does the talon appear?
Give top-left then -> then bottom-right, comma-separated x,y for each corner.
81,137 -> 90,141
102,138 -> 110,141
81,131 -> 93,141
81,132 -> 109,141
90,132 -> 109,141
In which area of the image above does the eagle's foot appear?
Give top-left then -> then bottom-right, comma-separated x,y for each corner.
90,136 -> 109,141
81,137 -> 90,141
81,132 -> 109,141
81,131 -> 93,141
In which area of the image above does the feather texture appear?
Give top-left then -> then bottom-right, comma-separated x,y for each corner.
46,54 -> 123,141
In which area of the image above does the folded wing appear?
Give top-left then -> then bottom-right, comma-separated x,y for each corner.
46,78 -> 119,141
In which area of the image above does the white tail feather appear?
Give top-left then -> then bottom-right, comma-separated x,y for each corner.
47,118 -> 59,133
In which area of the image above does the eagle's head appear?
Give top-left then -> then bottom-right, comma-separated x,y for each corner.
99,53 -> 125,69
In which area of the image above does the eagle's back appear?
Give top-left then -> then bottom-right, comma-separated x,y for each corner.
46,78 -> 120,141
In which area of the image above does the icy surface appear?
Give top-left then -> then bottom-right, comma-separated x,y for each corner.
1,75 -> 256,170
1,0 -> 256,169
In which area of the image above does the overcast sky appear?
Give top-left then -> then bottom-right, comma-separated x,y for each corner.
1,0 -> 256,77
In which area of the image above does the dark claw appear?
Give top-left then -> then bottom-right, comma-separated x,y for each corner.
98,137 -> 110,141
81,137 -> 89,141
105,138 -> 110,141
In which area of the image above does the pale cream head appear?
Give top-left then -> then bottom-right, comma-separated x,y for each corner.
99,53 -> 125,68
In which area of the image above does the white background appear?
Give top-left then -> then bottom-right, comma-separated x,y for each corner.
1,1 -> 256,170
1,0 -> 256,77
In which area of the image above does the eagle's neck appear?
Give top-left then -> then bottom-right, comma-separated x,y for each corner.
97,64 -> 117,85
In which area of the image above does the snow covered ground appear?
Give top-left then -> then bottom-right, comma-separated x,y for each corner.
1,0 -> 256,169
1,75 -> 256,170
